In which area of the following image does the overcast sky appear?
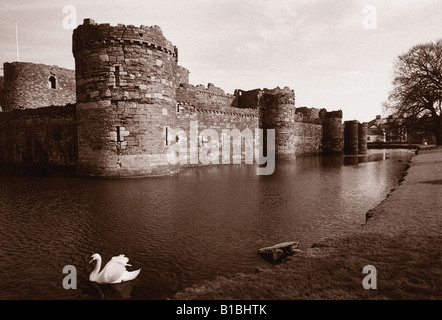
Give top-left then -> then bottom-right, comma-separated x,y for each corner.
1,0 -> 441,121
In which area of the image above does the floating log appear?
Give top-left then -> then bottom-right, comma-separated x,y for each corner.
258,241 -> 300,264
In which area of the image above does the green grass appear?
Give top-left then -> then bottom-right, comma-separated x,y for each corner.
173,232 -> 442,300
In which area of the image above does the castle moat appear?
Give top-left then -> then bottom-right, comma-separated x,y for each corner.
0,149 -> 413,299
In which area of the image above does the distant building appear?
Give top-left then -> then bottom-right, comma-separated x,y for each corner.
367,115 -> 385,142
367,114 -> 436,144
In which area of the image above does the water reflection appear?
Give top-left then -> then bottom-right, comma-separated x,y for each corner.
0,149 -> 414,299
88,282 -> 134,300
343,150 -> 390,166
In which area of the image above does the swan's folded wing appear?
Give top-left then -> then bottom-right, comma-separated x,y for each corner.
111,254 -> 130,266
99,259 -> 127,283
120,269 -> 141,282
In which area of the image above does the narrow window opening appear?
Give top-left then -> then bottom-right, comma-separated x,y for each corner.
165,126 -> 169,146
114,66 -> 120,87
116,125 -> 121,142
49,76 -> 57,89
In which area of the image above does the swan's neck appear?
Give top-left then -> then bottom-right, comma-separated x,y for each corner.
89,256 -> 102,281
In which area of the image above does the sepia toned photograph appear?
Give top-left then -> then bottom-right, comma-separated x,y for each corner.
0,0 -> 440,315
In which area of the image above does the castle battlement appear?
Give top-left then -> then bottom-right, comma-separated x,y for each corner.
72,18 -> 176,59
177,83 -> 235,111
0,18 -> 365,177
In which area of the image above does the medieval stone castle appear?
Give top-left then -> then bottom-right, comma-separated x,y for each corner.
0,18 -> 367,177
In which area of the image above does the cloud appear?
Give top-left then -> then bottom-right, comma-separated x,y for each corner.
1,0 -> 441,122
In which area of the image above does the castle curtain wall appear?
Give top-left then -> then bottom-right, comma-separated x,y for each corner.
0,105 -> 77,167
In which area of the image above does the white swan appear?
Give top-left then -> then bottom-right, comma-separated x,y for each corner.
89,253 -> 141,284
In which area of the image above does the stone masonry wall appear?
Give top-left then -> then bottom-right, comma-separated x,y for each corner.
257,87 -> 323,158
0,18 -> 348,176
176,83 -> 235,111
0,104 -> 77,167
343,120 -> 368,155
2,62 -> 75,111
344,120 -> 359,154
174,103 -> 258,165
176,84 -> 326,160
358,122 -> 368,154
320,110 -> 344,154
73,19 -> 179,177
292,121 -> 323,155
174,82 -> 259,165
176,65 -> 190,86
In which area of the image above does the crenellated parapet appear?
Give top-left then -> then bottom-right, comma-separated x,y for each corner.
295,107 -> 320,119
231,87 -> 345,157
176,65 -> 190,86
73,18 -> 177,105
72,18 -> 176,57
176,83 -> 234,111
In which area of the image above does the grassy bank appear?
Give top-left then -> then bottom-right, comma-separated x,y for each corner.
173,148 -> 442,300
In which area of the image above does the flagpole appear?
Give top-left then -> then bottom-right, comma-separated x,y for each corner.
15,20 -> 19,61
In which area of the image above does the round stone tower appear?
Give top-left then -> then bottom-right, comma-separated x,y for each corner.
258,87 -> 296,159
358,122 -> 368,154
2,62 -> 75,111
320,109 -> 343,154
344,120 -> 359,155
72,19 -> 179,177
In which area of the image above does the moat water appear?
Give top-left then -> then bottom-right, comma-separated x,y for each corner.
0,149 -> 414,299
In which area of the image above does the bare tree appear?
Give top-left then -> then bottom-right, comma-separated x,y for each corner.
384,39 -> 442,145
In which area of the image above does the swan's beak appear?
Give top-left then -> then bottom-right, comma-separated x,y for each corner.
89,257 -> 95,264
